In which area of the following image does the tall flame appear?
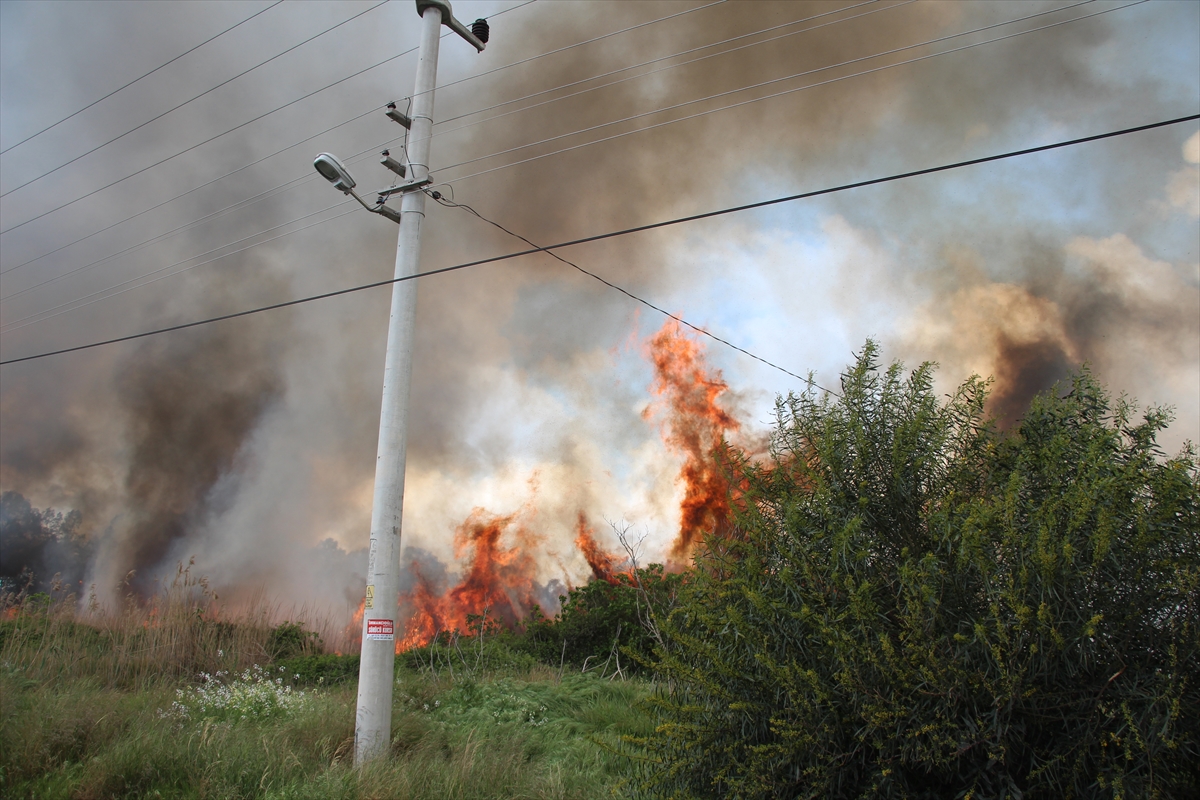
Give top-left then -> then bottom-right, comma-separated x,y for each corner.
396,508 -> 542,650
644,318 -> 740,563
381,319 -> 740,649
575,511 -> 625,585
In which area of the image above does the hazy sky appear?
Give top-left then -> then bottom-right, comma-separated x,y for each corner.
2,0 -> 1197,615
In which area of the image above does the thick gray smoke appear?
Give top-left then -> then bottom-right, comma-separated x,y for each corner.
1,1 -> 1196,614
95,325 -> 283,596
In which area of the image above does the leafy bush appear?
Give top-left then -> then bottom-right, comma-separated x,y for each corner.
267,621 -> 323,660
631,343 -> 1200,799
517,566 -> 683,675
277,652 -> 361,686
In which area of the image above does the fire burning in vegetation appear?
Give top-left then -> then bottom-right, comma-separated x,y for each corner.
377,319 -> 742,651
395,507 -> 545,651
575,512 -> 626,586
644,319 -> 741,563
389,508 -> 633,652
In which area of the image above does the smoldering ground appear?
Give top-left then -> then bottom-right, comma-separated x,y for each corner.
1,1 -> 1196,615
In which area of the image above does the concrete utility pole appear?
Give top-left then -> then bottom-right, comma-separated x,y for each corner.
348,0 -> 486,764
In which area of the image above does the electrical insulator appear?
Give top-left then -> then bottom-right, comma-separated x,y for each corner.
380,150 -> 406,178
471,18 -> 490,44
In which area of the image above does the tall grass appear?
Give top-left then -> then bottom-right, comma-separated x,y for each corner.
0,563 -> 329,690
0,567 -> 651,799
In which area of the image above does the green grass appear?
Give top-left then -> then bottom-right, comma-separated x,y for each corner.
0,555 -> 682,797
1,664 -> 652,799
0,594 -> 653,799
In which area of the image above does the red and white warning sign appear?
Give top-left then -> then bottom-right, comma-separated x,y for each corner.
365,618 -> 394,640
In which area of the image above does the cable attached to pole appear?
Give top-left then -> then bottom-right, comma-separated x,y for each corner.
2,113 -> 1195,368
425,189 -> 834,394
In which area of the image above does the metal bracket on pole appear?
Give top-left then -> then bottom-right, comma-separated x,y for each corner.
365,176 -> 432,225
381,150 -> 407,178
386,102 -> 412,128
374,176 -> 432,200
371,203 -> 402,224
415,0 -> 486,51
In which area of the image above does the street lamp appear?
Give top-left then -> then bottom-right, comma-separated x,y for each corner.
313,152 -> 403,223
313,152 -> 355,191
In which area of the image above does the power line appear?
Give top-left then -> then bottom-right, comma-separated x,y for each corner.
0,0 -> 708,238
0,1 -> 285,156
0,0 -> 816,284
0,2 -> 735,314
0,106 -> 383,279
1,201 -> 355,333
411,0 -> 725,103
434,0 -> 885,128
0,129 -> 406,302
429,0 -> 892,131
1,0 -> 1101,291
435,0 -> 1116,181
0,0 -> 911,312
426,190 -> 836,394
0,0 -> 536,271
0,1 -> 389,200
3,113 -> 1194,367
5,0 -> 835,322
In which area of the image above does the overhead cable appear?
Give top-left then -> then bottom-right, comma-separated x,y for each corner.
0,126 -> 407,300
428,190 -> 836,393
1,201 -> 356,333
0,0 -> 535,270
0,0 -> 1152,313
0,0 -> 700,238
0,0 -> 1097,288
412,0 -> 725,103
0,1 -> 389,200
0,106 -> 383,279
3,112 -> 1194,367
436,0 -> 1120,181
0,1 -> 285,156
434,0 -> 894,128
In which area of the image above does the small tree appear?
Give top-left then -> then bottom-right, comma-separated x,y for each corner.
630,343 -> 1199,799
519,565 -> 683,674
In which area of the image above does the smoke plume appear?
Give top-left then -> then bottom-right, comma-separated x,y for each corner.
93,324 -> 283,597
1,2 -> 1195,622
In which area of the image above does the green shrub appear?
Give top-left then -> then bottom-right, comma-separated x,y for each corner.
267,621 -> 322,660
516,566 -> 683,675
631,343 -> 1200,799
276,652 -> 361,686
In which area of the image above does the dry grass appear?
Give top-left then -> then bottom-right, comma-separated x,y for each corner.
0,561 -> 333,690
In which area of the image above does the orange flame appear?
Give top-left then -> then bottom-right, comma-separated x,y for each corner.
338,598 -> 366,655
644,318 -> 740,563
574,511 -> 625,585
395,508 -> 542,650
364,320 -> 743,649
